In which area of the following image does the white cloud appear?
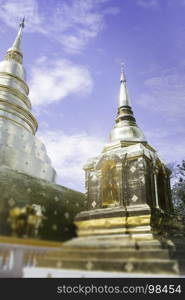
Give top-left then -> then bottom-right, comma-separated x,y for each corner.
0,0 -> 119,53
145,128 -> 185,164
137,69 -> 185,164
0,0 -> 45,34
38,130 -> 105,192
138,71 -> 185,120
29,57 -> 93,106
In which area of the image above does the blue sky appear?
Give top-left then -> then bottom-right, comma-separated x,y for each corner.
0,0 -> 185,191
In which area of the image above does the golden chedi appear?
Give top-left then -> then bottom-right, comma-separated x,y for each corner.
76,65 -> 173,238
0,18 -> 56,182
36,66 -> 185,275
0,20 -> 85,242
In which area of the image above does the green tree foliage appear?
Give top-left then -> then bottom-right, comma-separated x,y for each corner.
170,160 -> 185,217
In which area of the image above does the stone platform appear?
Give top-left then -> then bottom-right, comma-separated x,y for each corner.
35,234 -> 185,276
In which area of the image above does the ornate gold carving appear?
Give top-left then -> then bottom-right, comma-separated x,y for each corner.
101,160 -> 119,207
8,204 -> 44,238
75,215 -> 151,237
75,217 -> 126,229
127,215 -> 151,226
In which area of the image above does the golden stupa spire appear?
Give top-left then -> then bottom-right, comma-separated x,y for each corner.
11,17 -> 25,52
5,17 -> 25,64
109,64 -> 146,143
119,62 -> 131,107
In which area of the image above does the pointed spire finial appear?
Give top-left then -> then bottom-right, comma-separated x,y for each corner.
118,62 -> 130,107
11,17 -> 25,52
20,16 -> 25,29
120,61 -> 126,82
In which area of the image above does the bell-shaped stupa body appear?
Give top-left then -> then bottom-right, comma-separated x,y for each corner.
0,19 -> 56,182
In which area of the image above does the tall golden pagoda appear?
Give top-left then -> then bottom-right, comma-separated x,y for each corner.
0,20 -> 85,242
0,18 -> 56,182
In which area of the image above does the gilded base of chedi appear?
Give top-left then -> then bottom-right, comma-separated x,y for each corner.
34,199 -> 185,275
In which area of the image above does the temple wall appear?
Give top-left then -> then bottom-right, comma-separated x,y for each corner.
0,166 -> 86,242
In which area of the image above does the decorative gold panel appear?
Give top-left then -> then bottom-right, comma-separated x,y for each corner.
101,160 -> 119,207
